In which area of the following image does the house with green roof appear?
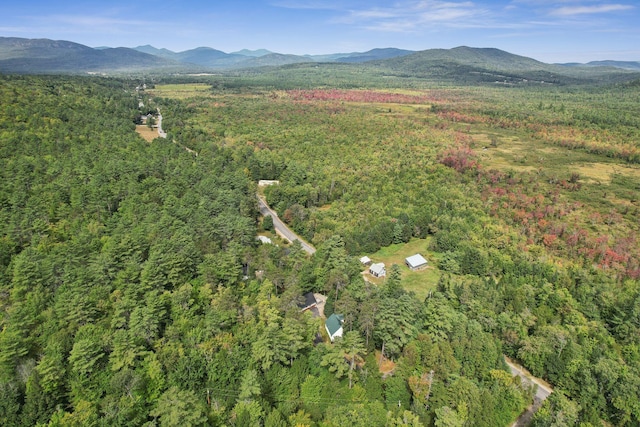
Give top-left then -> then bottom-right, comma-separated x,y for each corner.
325,313 -> 344,342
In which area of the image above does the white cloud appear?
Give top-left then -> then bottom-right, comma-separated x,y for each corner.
47,14 -> 153,28
270,0 -> 349,10
0,26 -> 32,33
550,4 -> 634,16
512,0 -> 611,5
16,12 -> 164,38
354,10 -> 399,19
333,1 -> 490,32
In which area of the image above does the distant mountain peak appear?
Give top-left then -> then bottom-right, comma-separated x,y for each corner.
189,46 -> 226,52
334,47 -> 414,63
0,36 -> 180,73
232,49 -> 273,57
585,60 -> 640,71
133,45 -> 177,57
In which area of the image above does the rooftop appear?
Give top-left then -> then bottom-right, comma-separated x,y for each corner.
405,253 -> 428,268
298,292 -> 317,310
369,262 -> 386,275
325,313 -> 344,336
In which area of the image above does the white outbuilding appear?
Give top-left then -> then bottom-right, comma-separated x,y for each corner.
369,262 -> 386,278
257,235 -> 273,244
405,254 -> 428,271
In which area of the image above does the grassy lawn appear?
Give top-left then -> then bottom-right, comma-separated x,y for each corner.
367,238 -> 440,301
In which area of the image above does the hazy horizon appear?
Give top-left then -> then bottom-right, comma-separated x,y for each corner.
2,0 -> 638,63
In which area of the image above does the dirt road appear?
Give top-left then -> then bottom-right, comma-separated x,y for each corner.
257,196 -> 316,255
505,356 -> 553,426
157,113 -> 167,138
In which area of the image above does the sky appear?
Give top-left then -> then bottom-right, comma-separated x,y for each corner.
1,0 -> 639,63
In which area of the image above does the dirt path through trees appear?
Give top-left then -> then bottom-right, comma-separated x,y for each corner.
505,356 -> 553,426
257,196 -> 316,254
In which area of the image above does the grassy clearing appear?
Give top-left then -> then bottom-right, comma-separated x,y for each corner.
368,238 -> 440,301
477,127 -> 640,210
135,125 -> 159,142
476,127 -> 640,184
462,116 -> 640,185
576,163 -> 640,185
152,83 -> 212,99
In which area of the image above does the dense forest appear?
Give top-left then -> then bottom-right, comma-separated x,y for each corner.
0,73 -> 639,427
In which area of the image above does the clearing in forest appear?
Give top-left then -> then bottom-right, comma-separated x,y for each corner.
135,125 -> 159,142
151,83 -> 212,99
368,238 -> 441,301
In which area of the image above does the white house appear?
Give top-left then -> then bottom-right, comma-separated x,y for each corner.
360,256 -> 372,266
258,180 -> 280,186
325,313 -> 344,342
405,254 -> 428,271
369,262 -> 386,278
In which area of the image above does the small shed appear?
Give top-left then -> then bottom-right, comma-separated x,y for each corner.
258,180 -> 280,186
360,256 -> 372,266
369,262 -> 386,278
405,254 -> 428,271
257,235 -> 272,244
325,313 -> 344,342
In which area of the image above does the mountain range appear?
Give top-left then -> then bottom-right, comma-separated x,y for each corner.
130,44 -> 419,68
1,36 -> 639,84
0,37 -> 417,73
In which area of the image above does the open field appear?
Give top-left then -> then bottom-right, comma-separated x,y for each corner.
152,83 -> 213,99
480,135 -> 640,185
135,124 -> 159,142
368,239 -> 441,301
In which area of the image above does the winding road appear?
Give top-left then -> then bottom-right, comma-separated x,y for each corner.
257,196 -> 316,255
505,356 -> 553,426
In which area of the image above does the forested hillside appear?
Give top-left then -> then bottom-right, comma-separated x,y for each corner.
1,73 -> 639,427
0,75 -> 260,425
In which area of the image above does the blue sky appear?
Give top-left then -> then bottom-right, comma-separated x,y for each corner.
1,0 -> 638,62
